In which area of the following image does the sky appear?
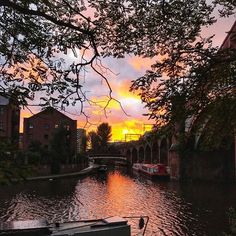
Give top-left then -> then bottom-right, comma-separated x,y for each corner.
20,15 -> 236,142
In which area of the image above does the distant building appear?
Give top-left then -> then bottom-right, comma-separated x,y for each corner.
0,95 -> 20,146
76,128 -> 86,154
23,107 -> 77,154
220,21 -> 236,49
19,133 -> 23,150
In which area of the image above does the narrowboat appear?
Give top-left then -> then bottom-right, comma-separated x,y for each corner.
0,216 -> 131,236
132,163 -> 170,179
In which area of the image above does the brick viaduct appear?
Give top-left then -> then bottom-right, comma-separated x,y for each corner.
118,133 -> 236,181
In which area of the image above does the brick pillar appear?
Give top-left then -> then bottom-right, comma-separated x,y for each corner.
169,149 -> 180,180
158,140 -> 161,163
169,127 -> 181,180
151,147 -> 153,164
235,135 -> 236,180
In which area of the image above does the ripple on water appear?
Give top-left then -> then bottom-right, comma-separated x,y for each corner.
0,170 -> 233,235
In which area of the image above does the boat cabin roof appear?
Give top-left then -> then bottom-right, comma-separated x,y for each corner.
142,164 -> 166,168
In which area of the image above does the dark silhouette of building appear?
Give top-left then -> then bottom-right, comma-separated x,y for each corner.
0,96 -> 20,146
220,20 -> 236,49
76,128 -> 86,154
19,133 -> 23,150
23,107 -> 77,155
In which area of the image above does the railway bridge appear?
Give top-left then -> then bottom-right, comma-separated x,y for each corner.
117,131 -> 236,181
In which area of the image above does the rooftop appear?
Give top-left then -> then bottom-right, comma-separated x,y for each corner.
0,96 -> 9,105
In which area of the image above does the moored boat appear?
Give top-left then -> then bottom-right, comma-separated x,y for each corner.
98,164 -> 108,172
0,216 -> 131,236
132,163 -> 170,180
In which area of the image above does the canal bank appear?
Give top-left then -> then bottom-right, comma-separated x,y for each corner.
26,164 -> 99,181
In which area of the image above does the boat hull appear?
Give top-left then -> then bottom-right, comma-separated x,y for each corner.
139,170 -> 170,180
0,217 -> 131,236
132,163 -> 170,180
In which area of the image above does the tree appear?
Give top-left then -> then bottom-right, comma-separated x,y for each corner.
26,140 -> 50,165
0,140 -> 29,184
0,0 -> 235,147
50,124 -> 71,173
1,1 -> 235,182
87,131 -> 100,153
97,122 -> 112,151
87,122 -> 112,153
0,0 -> 235,117
131,41 -> 236,148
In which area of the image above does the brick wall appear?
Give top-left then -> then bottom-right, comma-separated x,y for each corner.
23,108 -> 77,155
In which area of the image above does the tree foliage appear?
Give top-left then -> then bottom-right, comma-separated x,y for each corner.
97,122 -> 112,147
0,140 -> 29,184
87,130 -> 100,152
87,122 -> 112,153
26,140 -> 50,165
0,0 -> 235,147
49,123 -> 72,173
127,2 -> 236,149
0,1 -> 234,108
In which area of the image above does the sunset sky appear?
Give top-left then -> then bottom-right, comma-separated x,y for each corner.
20,16 -> 235,142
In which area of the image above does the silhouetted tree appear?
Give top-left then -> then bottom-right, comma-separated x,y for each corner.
97,123 -> 112,152
87,123 -> 112,154
50,124 -> 71,173
0,140 -> 29,184
87,131 -> 100,153
26,140 -> 50,165
0,0 -> 235,116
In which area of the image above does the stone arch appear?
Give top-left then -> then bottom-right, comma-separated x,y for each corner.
131,147 -> 138,163
152,140 -> 159,163
138,146 -> 144,163
145,144 -> 151,163
160,138 -> 168,165
168,136 -> 172,149
126,149 -> 132,164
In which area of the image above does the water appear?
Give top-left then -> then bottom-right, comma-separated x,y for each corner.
0,169 -> 236,235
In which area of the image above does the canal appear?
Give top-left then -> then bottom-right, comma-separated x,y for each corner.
0,169 -> 236,235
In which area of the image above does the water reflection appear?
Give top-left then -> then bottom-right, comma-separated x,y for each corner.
0,179 -> 77,222
0,170 -> 235,235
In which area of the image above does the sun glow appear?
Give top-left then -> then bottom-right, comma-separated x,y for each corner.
122,129 -> 129,135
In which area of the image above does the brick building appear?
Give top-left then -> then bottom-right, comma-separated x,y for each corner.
76,128 -> 86,154
0,96 -> 20,146
220,20 -> 236,49
23,107 -> 77,155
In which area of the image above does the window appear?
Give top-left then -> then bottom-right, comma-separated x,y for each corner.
44,124 -> 50,129
0,120 -> 4,131
0,107 -> 4,115
29,123 -> 33,129
65,125 -> 70,131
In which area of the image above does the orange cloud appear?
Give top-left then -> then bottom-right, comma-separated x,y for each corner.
114,79 -> 139,98
128,56 -> 154,71
109,118 -> 153,142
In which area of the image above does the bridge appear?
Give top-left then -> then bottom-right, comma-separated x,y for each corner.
89,155 -> 127,165
117,130 -> 236,181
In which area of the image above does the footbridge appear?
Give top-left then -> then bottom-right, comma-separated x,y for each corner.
89,155 -> 127,166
